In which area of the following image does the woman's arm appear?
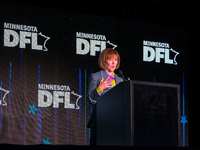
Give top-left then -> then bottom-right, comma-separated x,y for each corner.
87,73 -> 101,105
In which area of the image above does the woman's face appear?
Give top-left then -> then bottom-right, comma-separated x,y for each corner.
105,55 -> 118,73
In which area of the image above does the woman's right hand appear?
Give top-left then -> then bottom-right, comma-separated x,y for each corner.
98,76 -> 112,91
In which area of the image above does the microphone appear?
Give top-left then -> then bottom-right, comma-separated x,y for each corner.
118,70 -> 127,81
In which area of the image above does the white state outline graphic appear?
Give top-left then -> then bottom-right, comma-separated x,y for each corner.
0,87 -> 10,106
70,91 -> 82,109
107,41 -> 117,49
38,32 -> 50,51
170,48 -> 179,65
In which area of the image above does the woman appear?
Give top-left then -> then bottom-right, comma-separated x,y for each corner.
87,48 -> 123,145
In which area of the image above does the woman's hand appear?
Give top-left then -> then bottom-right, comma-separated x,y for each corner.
98,76 -> 112,91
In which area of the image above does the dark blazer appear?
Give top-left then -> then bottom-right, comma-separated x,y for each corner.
87,70 -> 123,128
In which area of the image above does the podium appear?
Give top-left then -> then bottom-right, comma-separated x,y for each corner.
96,80 -> 182,146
